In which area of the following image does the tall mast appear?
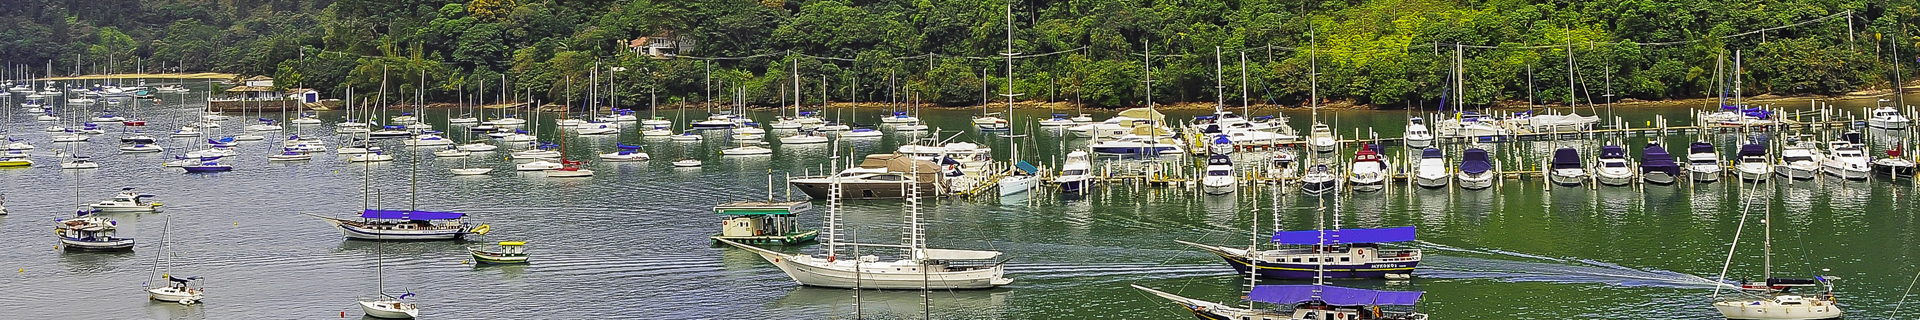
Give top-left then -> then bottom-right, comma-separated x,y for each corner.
1144,39 -> 1154,110
1240,52 -> 1249,116
1566,30 -> 1576,113
1002,1 -> 1020,126
1735,50 -> 1743,107
1763,187 -> 1772,278
1215,46 -> 1224,114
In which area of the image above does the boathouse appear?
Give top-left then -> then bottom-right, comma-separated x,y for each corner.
208,76 -> 328,111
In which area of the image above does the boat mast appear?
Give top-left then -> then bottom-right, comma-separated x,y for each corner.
1215,46 -> 1224,115
826,136 -> 841,257
1002,2 -> 1021,129
1566,29 -> 1576,115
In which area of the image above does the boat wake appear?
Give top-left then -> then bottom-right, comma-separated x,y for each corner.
1411,241 -> 1732,289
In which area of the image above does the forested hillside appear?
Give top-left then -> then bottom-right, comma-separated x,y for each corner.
1,0 -> 1915,108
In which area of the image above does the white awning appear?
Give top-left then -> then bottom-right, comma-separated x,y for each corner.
919,248 -> 1001,260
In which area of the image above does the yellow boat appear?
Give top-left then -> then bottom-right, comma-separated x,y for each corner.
0,159 -> 32,167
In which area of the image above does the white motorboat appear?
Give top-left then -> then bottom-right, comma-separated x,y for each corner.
389,114 -> 419,124
1684,142 -> 1723,183
1820,133 -> 1869,180
1547,147 -> 1588,186
1055,150 -> 1096,194
515,159 -> 562,171
1594,145 -> 1636,186
672,158 -> 703,167
1201,154 -> 1237,195
1088,131 -> 1182,155
1347,145 -> 1389,192
1519,111 -> 1599,133
1867,102 -> 1909,130
972,113 -> 1009,131
451,167 -> 493,175
1640,142 -> 1682,185
1873,147 -> 1917,177
1298,163 -> 1339,194
1775,141 -> 1823,180
1307,122 -> 1337,153
1066,108 -> 1169,138
1403,117 -> 1434,148
90,188 -> 160,212
1414,148 -> 1449,188
1456,148 -> 1495,189
1735,142 -> 1773,182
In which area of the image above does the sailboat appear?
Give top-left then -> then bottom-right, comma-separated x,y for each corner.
1139,196 -> 1429,320
719,144 -> 1011,289
359,236 -> 420,318
1710,184 -> 1843,319
145,215 -> 204,304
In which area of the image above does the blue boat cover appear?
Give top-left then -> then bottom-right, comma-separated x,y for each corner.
617,143 -> 643,150
1249,285 -> 1425,306
361,209 -> 465,220
1271,227 -> 1416,244
1420,148 -> 1442,159
1368,144 -> 1383,155
1689,142 -> 1714,155
1641,143 -> 1681,175
1551,148 -> 1582,169
1254,115 -> 1275,121
1600,146 -> 1625,159
1014,161 -> 1038,175
1213,135 -> 1232,145
1461,149 -> 1492,174
1738,143 -> 1766,156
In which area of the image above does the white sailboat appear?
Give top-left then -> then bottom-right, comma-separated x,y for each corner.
1710,184 -> 1843,319
720,145 -> 1010,289
145,215 -> 204,304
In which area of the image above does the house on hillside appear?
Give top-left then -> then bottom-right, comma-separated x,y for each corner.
208,75 -> 330,111
628,31 -> 695,59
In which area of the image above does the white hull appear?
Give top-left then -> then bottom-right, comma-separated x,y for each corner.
1597,170 -> 1635,186
600,153 -> 650,161
998,175 -> 1039,197
721,240 -> 1011,290
1868,118 -> 1909,130
1712,300 -> 1841,320
1416,173 -> 1449,188
546,169 -> 594,177
1457,172 -> 1494,190
318,217 -> 465,240
360,300 -> 419,319
1687,165 -> 1723,182
147,287 -> 203,303
1737,165 -> 1773,182
1549,169 -> 1587,186
451,168 -> 494,175
1775,164 -> 1818,180
1643,172 -> 1678,185
1202,177 -> 1236,195
1820,164 -> 1869,180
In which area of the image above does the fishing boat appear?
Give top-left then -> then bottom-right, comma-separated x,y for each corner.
600,144 -> 649,161
311,209 -> 478,241
1819,132 -> 1869,180
468,241 -> 529,264
1299,163 -> 1339,195
709,201 -> 818,245
1347,145 -> 1388,192
1547,147 -> 1587,186
57,214 -> 136,251
1055,150 -> 1096,194
1456,148 -> 1495,189
1711,184 -> 1843,320
1307,122 -> 1336,153
89,188 -> 159,213
719,170 -> 1011,289
1403,117 -> 1434,148
1736,142 -> 1773,182
1774,141 -> 1823,180
1640,142 -> 1681,185
1179,227 -> 1421,279
1414,148 -> 1449,188
1685,141 -> 1723,183
1867,102 -> 1909,130
1872,146 -> 1916,177
1594,145 -> 1636,186
1202,154 -> 1237,195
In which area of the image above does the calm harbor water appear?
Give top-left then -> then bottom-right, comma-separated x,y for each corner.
5,90 -> 1920,319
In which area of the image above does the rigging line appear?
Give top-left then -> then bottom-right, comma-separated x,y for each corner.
1889,265 -> 1920,318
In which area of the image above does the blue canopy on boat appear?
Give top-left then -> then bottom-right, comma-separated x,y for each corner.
383,125 -> 406,130
617,143 -> 643,150
1271,227 -> 1416,245
1420,148 -> 1442,159
1641,143 -> 1681,175
1689,142 -> 1714,155
1600,145 -> 1626,159
1213,135 -> 1232,145
361,209 -> 466,220
1551,148 -> 1582,169
1014,161 -> 1038,175
1461,149 -> 1492,174
893,111 -> 908,116
1253,115 -> 1276,121
1738,143 -> 1767,156
1194,115 -> 1217,120
1248,285 -> 1425,306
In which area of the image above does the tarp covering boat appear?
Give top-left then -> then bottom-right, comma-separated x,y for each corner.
1551,148 -> 1582,169
361,209 -> 466,220
1271,227 -> 1416,244
1600,145 -> 1626,159
1641,143 -> 1681,175
1248,285 -> 1425,306
1420,148 -> 1442,159
1689,142 -> 1715,155
1738,143 -> 1767,157
1014,161 -> 1038,175
1461,149 -> 1492,174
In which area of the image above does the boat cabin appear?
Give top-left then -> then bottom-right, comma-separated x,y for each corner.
711,201 -> 818,245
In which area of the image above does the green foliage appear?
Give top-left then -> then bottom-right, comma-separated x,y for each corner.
1,0 -> 1915,108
